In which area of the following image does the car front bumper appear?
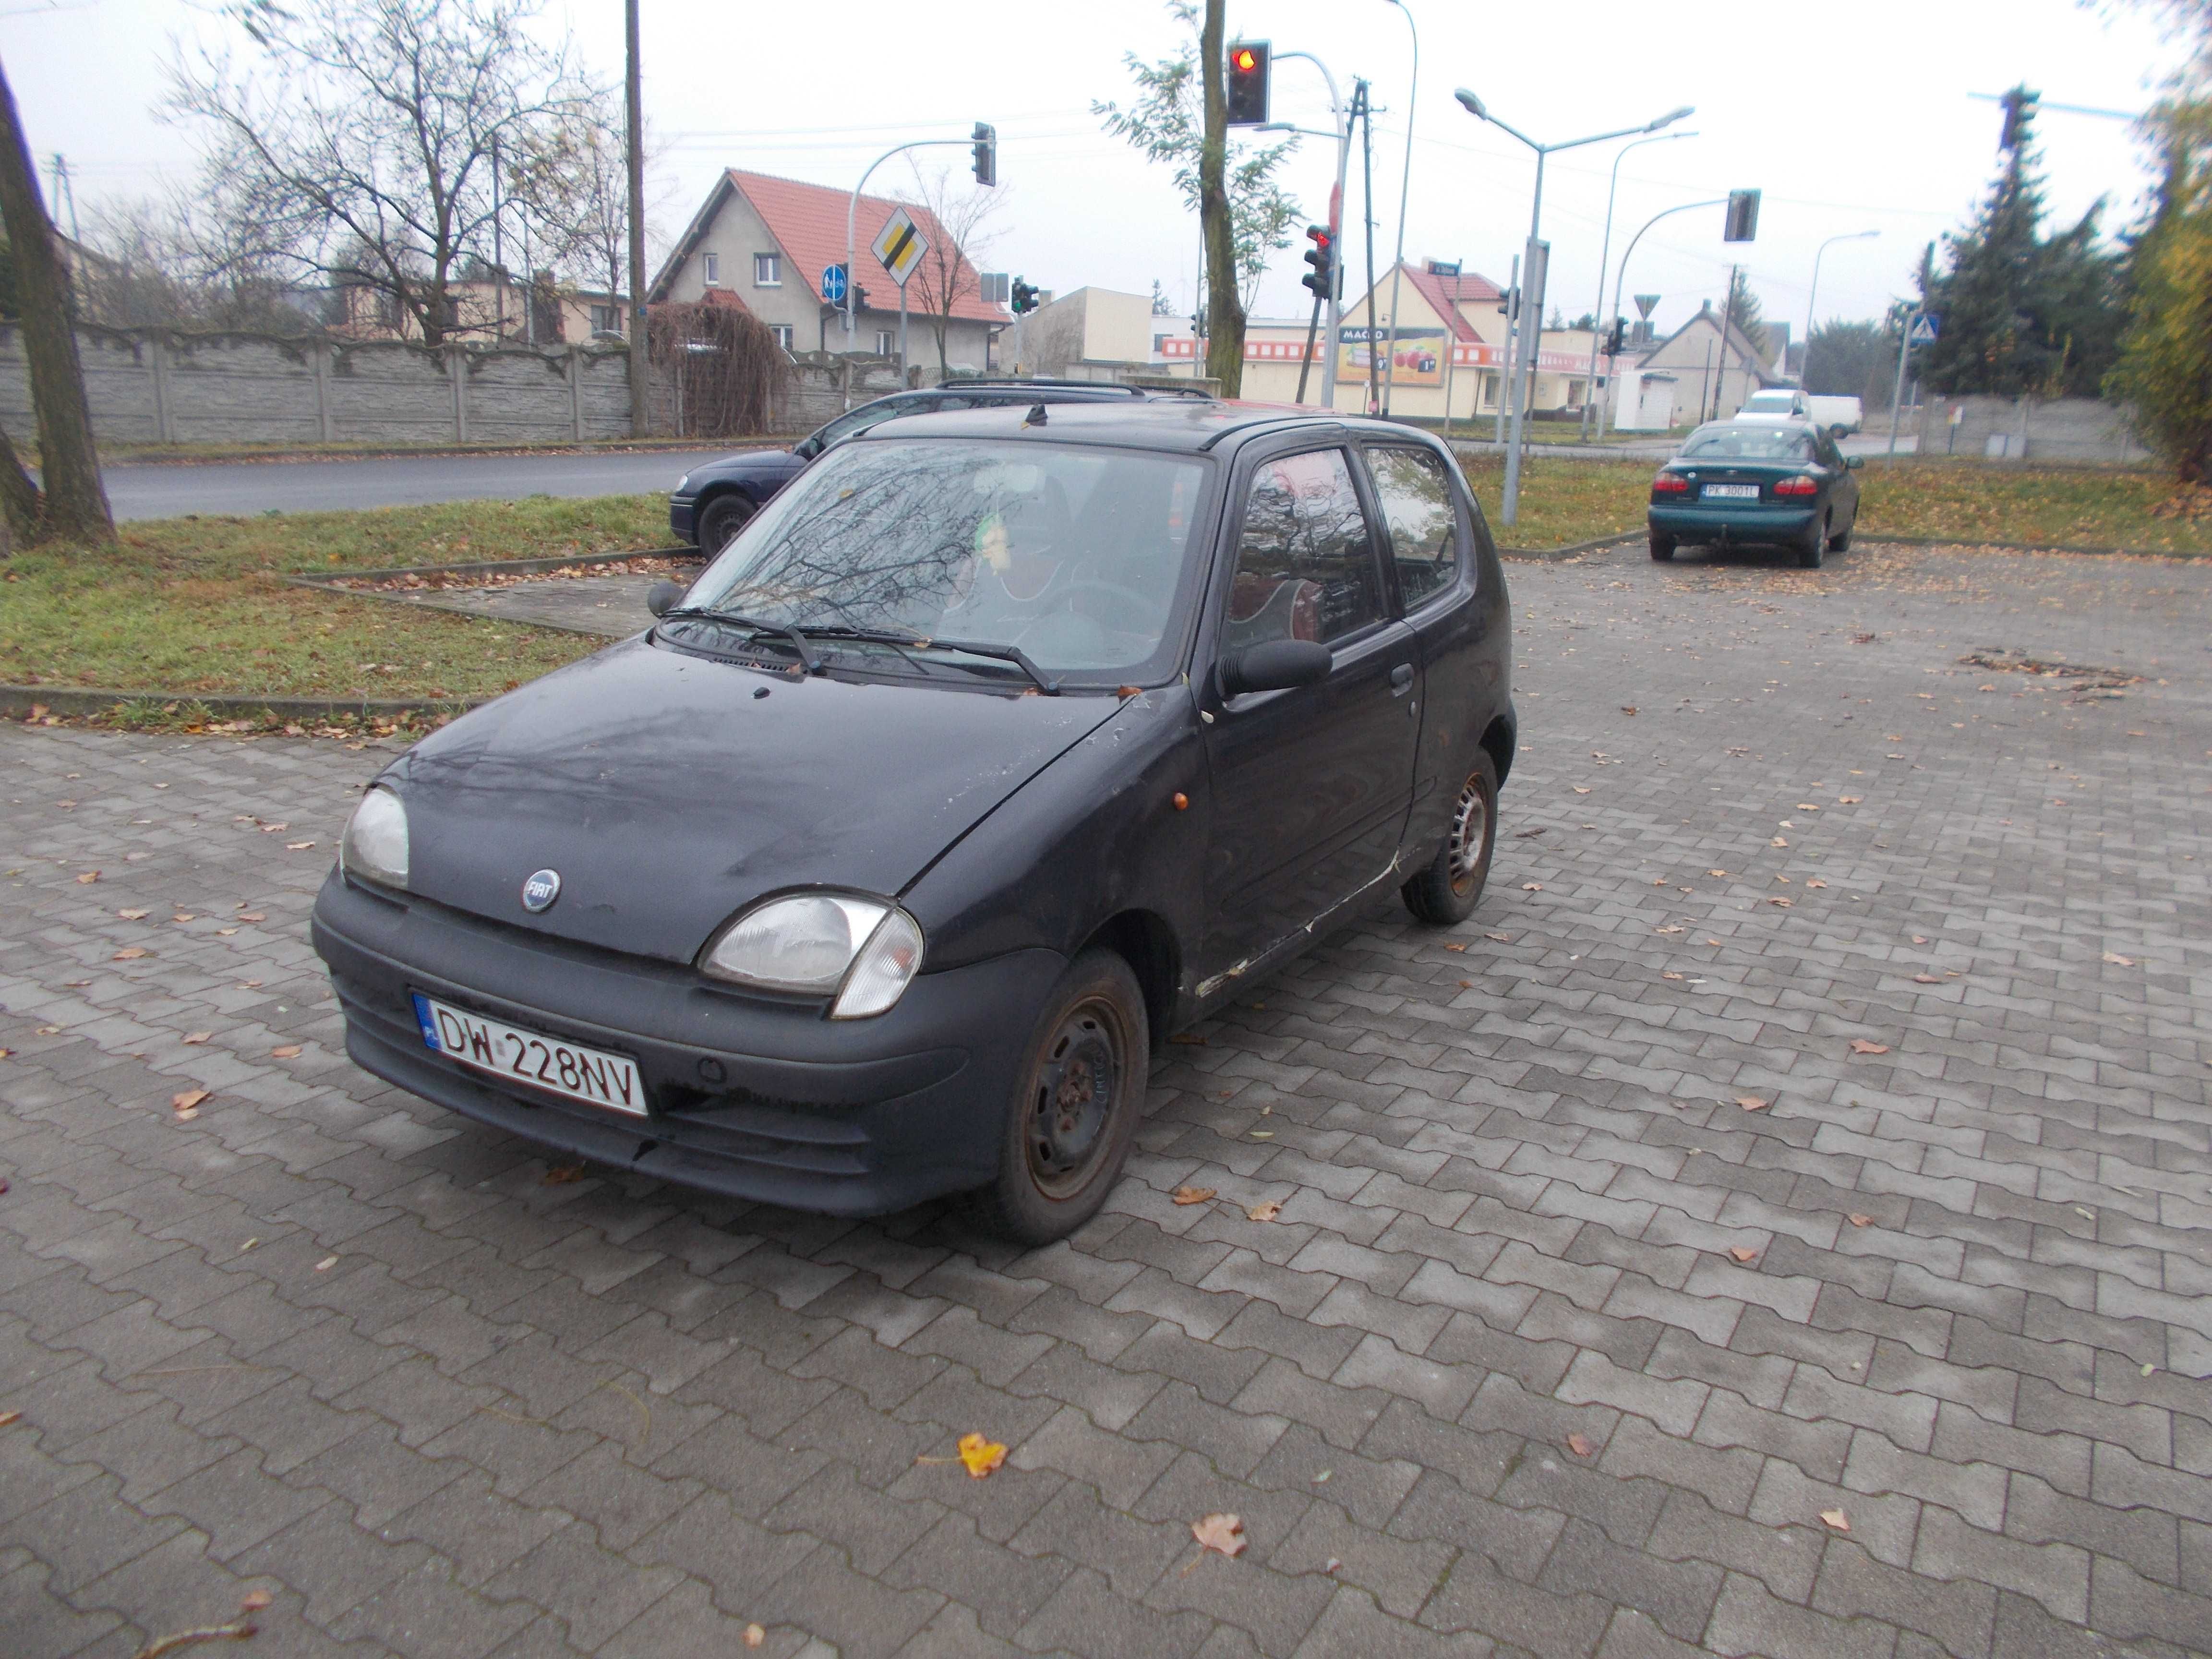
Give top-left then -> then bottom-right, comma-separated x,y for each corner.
312,871 -> 1059,1215
668,495 -> 697,544
1648,503 -> 1820,545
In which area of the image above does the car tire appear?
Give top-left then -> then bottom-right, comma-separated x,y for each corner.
696,493 -> 757,554
1797,515 -> 1827,569
963,949 -> 1150,1246
1649,535 -> 1676,562
1827,519 -> 1853,553
1402,752 -> 1500,926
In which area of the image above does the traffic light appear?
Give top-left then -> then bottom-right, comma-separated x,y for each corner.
1300,225 -> 1334,301
1723,188 -> 1760,243
849,283 -> 870,317
1010,277 -> 1039,315
972,121 -> 997,187
1226,39 -> 1270,126
1603,317 -> 1626,356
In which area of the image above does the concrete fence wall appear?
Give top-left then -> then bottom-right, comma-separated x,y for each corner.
0,325 -> 646,447
1916,393 -> 2153,465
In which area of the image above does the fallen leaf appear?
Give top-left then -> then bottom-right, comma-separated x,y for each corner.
117,908 -> 149,920
956,1431 -> 1007,1478
1443,942 -> 1468,952
1819,1508 -> 1850,1532
542,1164 -> 586,1184
1171,1185 -> 1217,1206
285,841 -> 316,851
1736,1096 -> 1769,1112
1246,1199 -> 1283,1222
257,822 -> 289,833
1911,935 -> 1928,944
745,1626 -> 766,1649
1913,974 -> 1941,984
1565,1432 -> 1595,1458
171,913 -> 195,923
1522,882 -> 1543,891
1806,879 -> 1827,889
1707,869 -> 1728,878
1484,932 -> 1513,942
1656,926 -> 1684,935
75,871 -> 100,884
113,948 -> 149,961
0,1049 -> 11,1060
1169,1033 -> 1208,1046
240,980 -> 263,989
1621,705 -> 1638,716
0,1410 -> 16,1426
1848,1039 -> 1889,1055
1770,836 -> 1789,848
271,1045 -> 303,1059
2102,952 -> 2136,966
1573,786 -> 1591,794
1768,897 -> 1792,908
1662,971 -> 1683,981
1847,1214 -> 1873,1227
1839,795 -> 1862,804
1249,1130 -> 1274,1139
240,1591 -> 273,1612
1729,1246 -> 1759,1263
1458,979 -> 1472,988
216,928 -> 237,937
238,913 -> 266,923
182,1032 -> 212,1046
1192,1512 -> 1247,1558
315,1256 -> 338,1271
171,1089 -> 210,1113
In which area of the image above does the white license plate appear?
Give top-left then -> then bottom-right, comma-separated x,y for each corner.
1702,483 -> 1760,499
411,992 -> 646,1116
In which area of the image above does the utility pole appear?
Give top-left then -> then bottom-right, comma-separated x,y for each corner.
46,152 -> 75,243
1378,0 -> 1417,418
1359,86 -> 1380,416
624,0 -> 649,438
491,134 -> 505,339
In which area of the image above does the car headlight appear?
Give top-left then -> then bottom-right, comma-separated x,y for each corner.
676,473 -> 691,493
341,785 -> 409,890
699,893 -> 926,1019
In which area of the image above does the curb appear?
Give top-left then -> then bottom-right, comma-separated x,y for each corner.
1497,532 -> 1642,562
3,686 -> 481,722
1846,531 -> 2206,560
104,440 -> 795,469
282,546 -> 698,588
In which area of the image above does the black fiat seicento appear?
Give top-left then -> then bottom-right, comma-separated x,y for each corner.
313,396 -> 1516,1242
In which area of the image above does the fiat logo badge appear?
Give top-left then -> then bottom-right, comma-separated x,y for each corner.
520,869 -> 562,913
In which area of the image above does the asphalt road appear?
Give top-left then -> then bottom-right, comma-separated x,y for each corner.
102,430 -> 1916,521
101,446 -> 745,522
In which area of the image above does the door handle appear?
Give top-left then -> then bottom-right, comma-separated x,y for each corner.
1389,663 -> 1415,696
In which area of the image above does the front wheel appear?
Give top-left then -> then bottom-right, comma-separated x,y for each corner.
963,950 -> 1149,1246
1402,753 -> 1500,926
696,493 -> 757,555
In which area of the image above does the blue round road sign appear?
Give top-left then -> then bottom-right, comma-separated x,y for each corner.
821,263 -> 848,302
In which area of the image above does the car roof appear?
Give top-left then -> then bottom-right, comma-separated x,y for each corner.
850,396 -> 1422,456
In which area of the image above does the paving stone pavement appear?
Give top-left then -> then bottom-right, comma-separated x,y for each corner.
3,535 -> 2210,1659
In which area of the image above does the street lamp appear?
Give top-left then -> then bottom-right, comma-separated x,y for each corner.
1455,90 -> 1691,524
1377,0 -> 1418,418
1258,49 -> 1352,409
1578,129 -> 1697,441
1604,197 -> 1729,437
1801,229 -> 1878,394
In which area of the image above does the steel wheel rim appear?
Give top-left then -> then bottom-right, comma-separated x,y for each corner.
1025,998 -> 1127,1199
1447,776 -> 1490,893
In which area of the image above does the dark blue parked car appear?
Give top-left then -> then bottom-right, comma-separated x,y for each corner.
671,381 -> 1154,552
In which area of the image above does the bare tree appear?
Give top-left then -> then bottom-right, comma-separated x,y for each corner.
897,165 -> 1008,380
167,0 -> 597,348
77,197 -> 321,334
0,54 -> 112,545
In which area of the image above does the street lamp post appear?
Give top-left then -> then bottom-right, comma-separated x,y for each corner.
1258,50 -> 1352,410
1455,90 -> 1692,525
1377,0 -> 1417,418
1578,130 -> 1696,441
1603,197 -> 1727,437
1801,228 -> 1878,394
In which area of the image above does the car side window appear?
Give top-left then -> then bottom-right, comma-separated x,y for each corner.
1366,446 -> 1463,609
1225,448 -> 1382,651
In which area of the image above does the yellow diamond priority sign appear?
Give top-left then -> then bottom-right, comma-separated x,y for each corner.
871,207 -> 930,289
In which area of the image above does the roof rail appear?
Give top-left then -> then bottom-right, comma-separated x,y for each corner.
953,378 -> 1148,395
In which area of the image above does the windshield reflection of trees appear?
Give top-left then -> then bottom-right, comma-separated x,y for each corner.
687,442 -> 1204,675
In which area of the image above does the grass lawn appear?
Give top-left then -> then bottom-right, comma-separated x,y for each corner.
5,458 -> 2204,711
2,495 -> 666,703
1455,453 -> 2212,554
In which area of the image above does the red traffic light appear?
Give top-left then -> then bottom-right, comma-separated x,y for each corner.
1232,46 -> 1257,72
1225,39 -> 1269,125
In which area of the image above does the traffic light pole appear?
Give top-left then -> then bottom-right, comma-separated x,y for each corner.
1602,198 -> 1726,438
1580,130 -> 1696,441
844,132 -> 990,408
1264,55 -> 1354,410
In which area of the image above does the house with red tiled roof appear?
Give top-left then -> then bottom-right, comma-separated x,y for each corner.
649,169 -> 1005,377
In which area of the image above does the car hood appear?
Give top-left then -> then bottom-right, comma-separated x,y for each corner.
688,447 -> 799,480
389,638 -> 1125,965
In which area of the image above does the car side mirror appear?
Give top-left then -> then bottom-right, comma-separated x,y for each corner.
1845,455 -> 1863,470
792,436 -> 820,460
646,580 -> 686,618
1220,639 -> 1332,697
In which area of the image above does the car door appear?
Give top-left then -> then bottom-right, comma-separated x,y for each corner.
1197,443 -> 1420,977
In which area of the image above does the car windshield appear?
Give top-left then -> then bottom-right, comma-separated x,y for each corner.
679,438 -> 1213,682
1681,426 -> 1813,461
1741,394 -> 1796,414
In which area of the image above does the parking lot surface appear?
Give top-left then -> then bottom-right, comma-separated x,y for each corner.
2,537 -> 2208,1659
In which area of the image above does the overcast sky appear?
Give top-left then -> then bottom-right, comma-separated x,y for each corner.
2,0 -> 2179,342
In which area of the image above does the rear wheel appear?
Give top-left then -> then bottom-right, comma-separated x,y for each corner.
1797,514 -> 1827,569
1649,535 -> 1676,562
697,493 -> 757,555
963,950 -> 1148,1245
1402,753 -> 1499,926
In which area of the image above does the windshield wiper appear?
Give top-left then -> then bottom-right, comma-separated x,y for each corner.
918,637 -> 1060,696
656,607 -> 817,674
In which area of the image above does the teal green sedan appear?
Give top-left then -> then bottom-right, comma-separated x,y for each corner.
1647,420 -> 1863,568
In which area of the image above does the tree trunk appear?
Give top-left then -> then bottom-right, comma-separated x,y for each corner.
0,56 -> 112,544
1198,0 -> 1243,395
0,422 -> 41,545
